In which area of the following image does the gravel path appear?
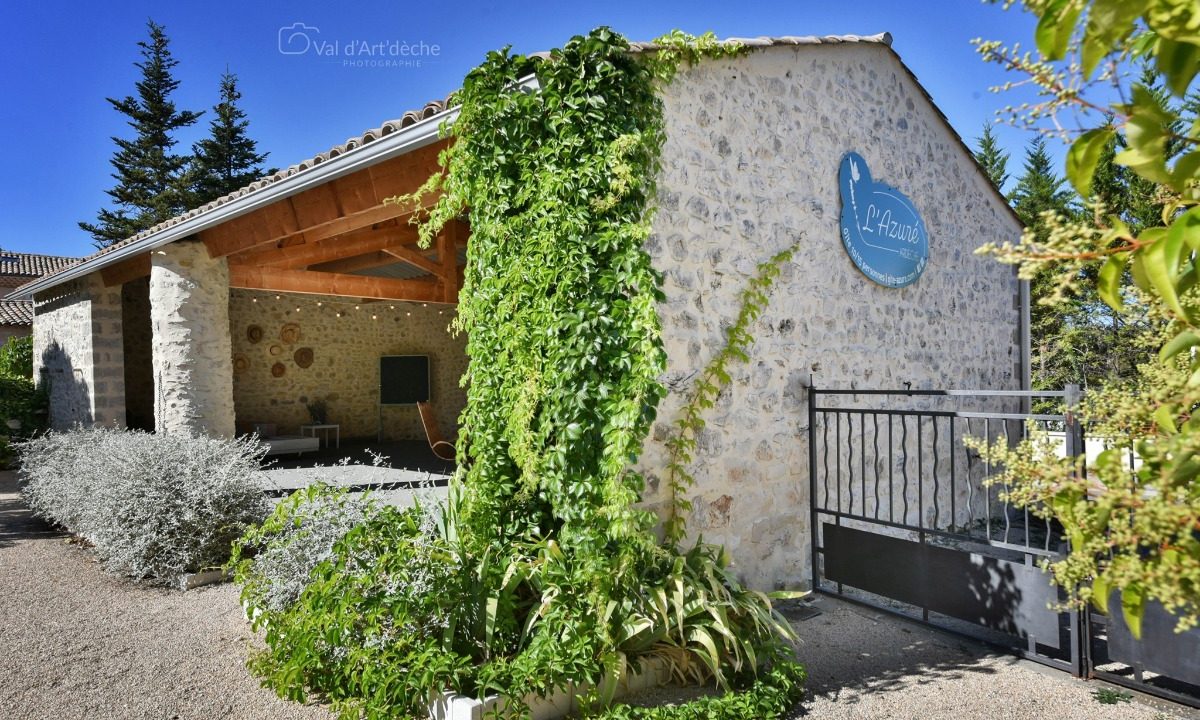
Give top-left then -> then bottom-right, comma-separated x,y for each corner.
0,470 -> 334,720
789,595 -> 1194,720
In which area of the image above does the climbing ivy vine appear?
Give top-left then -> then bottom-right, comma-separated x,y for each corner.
662,244 -> 801,543
239,28 -> 806,719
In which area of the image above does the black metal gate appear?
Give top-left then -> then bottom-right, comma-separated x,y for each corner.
806,385 -> 1200,706
808,386 -> 1083,673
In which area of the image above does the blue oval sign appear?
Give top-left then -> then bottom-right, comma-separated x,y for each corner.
838,151 -> 929,288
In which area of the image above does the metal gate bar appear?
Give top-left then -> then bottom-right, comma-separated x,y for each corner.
807,383 -> 1083,675
807,382 -> 1200,707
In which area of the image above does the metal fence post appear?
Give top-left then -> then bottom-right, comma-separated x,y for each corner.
1064,383 -> 1082,466
1063,382 -> 1086,677
808,375 -> 820,593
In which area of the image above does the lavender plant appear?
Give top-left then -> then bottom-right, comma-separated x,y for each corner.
18,427 -> 268,585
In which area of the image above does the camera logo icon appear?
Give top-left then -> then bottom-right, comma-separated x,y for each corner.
279,23 -> 320,55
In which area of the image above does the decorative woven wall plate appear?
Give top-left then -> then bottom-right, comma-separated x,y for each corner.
271,362 -> 286,378
280,323 -> 301,345
233,354 -> 249,373
246,325 -> 264,344
294,347 -> 314,368
269,344 -> 283,356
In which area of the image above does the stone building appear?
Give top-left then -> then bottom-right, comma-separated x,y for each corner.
11,34 -> 1024,588
0,252 -> 78,348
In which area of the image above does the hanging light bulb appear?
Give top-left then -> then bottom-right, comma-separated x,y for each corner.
355,305 -> 361,311
317,301 -> 323,307
372,314 -> 378,320
275,295 -> 281,300
295,307 -> 301,313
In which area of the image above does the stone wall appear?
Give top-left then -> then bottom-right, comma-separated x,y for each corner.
32,273 -> 126,429
636,44 -> 1024,590
150,240 -> 234,437
227,290 -> 466,443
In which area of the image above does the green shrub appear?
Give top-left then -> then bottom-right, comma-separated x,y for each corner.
239,489 -> 802,719
0,374 -> 46,438
238,28 -> 805,719
0,335 -> 33,378
230,484 -> 379,615
19,428 -> 268,584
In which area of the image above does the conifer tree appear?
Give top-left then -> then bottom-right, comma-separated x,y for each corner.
974,123 -> 1010,193
190,71 -> 270,205
1009,136 -> 1074,235
80,20 -> 201,248
1010,137 -> 1079,391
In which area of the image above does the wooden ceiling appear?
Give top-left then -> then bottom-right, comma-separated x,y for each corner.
103,139 -> 466,305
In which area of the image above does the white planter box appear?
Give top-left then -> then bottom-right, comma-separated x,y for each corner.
428,655 -> 671,720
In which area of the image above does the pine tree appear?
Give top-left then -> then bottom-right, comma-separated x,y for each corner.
80,20 -> 201,248
1010,137 -> 1080,392
190,71 -> 270,206
974,123 -> 1010,193
1009,136 -> 1075,239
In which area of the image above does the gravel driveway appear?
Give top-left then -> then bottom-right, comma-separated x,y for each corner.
789,595 -> 1194,720
1,467 -> 1196,719
0,470 -> 334,720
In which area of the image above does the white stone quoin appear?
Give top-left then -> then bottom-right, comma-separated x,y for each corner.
150,239 -> 235,437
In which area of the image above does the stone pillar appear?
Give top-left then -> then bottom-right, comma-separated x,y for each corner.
150,239 -> 235,437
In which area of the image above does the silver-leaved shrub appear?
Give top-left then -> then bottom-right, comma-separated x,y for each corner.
19,427 -> 268,585
231,484 -> 379,615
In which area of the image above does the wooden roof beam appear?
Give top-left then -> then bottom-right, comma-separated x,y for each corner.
242,225 -> 423,269
228,265 -> 447,303
99,253 -> 150,287
381,245 -> 441,276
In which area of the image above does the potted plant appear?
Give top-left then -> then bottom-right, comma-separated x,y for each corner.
305,398 -> 328,424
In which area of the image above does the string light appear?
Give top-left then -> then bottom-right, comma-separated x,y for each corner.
371,314 -> 378,320
295,307 -> 301,313
275,295 -> 281,300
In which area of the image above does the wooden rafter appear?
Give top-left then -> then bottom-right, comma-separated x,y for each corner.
99,253 -> 151,287
200,140 -> 447,259
309,251 -> 408,275
228,265 -> 446,303
437,221 -> 460,303
240,225 -> 422,269
382,245 -> 441,275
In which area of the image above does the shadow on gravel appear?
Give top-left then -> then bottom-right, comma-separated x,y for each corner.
785,596 -> 1005,716
0,471 -> 66,549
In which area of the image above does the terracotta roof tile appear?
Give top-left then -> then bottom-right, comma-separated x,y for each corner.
0,300 -> 33,326
0,252 -> 78,277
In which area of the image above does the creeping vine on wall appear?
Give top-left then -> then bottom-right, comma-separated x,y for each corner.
243,28 -> 807,720
661,244 -> 801,543
410,29 -> 744,556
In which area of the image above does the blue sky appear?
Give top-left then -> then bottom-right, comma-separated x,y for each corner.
0,0 -> 1041,258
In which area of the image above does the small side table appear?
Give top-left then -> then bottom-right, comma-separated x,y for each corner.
300,423 -> 340,449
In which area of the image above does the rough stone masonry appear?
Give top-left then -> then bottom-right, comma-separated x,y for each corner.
636,42 -> 1023,590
